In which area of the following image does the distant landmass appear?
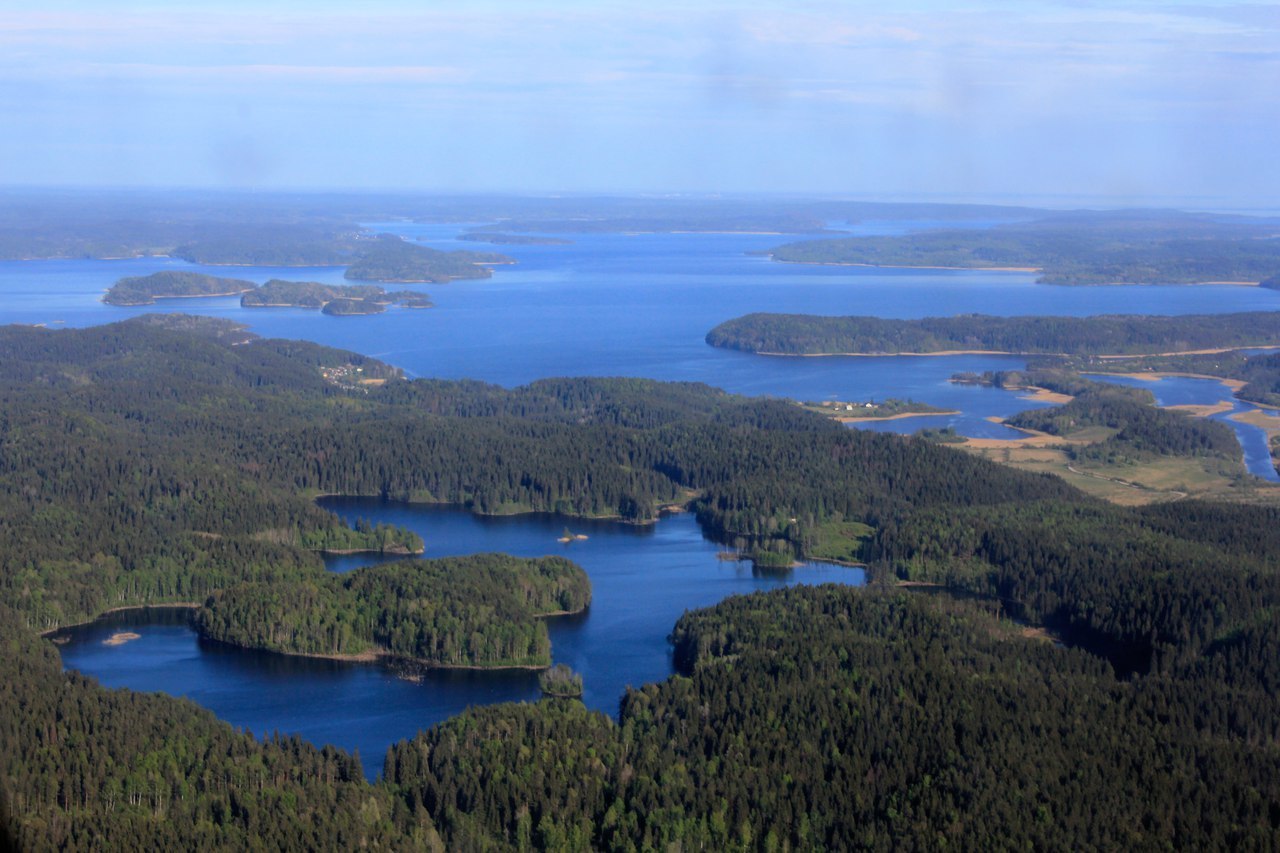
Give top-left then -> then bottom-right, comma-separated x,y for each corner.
706,311 -> 1280,356
102,271 -> 257,305
769,210 -> 1280,285
345,234 -> 512,283
460,232 -> 572,246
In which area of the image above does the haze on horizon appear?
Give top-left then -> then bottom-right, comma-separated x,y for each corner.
3,0 -> 1277,208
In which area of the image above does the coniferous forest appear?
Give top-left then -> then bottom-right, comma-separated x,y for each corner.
2,317 -> 1279,849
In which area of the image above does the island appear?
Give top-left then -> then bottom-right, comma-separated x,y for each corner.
103,271 -> 257,305
344,234 -> 513,283
706,311 -> 1280,357
767,210 -> 1280,284
195,554 -> 591,668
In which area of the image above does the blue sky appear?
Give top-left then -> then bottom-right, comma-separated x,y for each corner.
2,1 -> 1277,205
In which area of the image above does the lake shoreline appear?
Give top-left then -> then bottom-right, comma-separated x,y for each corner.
41,603 -> 201,637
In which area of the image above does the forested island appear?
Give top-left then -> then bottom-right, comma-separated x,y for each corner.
707,311 -> 1280,356
102,271 -> 257,305
344,234 -> 511,283
3,317 -> 1280,848
196,554 -> 589,667
768,210 -> 1280,284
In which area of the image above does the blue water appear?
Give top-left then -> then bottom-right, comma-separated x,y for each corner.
57,506 -> 862,779
20,223 -> 1279,776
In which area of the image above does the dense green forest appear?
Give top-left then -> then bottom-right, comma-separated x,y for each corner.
344,234 -> 510,283
3,317 -> 1280,847
707,311 -> 1280,356
195,554 -> 589,667
102,271 -> 257,305
381,585 -> 1280,849
770,210 -> 1280,284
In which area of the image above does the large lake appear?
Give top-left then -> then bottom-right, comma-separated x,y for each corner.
12,220 -> 1280,777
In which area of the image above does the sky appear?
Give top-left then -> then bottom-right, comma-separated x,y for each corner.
2,0 -> 1278,205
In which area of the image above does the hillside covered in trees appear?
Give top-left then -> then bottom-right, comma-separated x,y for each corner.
2,317 -> 1280,847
